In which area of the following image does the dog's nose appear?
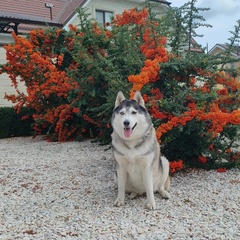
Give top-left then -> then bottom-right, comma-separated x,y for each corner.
123,120 -> 130,127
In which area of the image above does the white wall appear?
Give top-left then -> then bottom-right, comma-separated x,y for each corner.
65,0 -> 168,29
0,37 -> 26,107
0,45 -> 15,107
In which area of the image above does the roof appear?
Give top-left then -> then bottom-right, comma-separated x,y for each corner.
0,10 -> 61,26
209,44 -> 240,57
0,0 -> 88,34
151,0 -> 171,5
0,0 -> 172,35
188,37 -> 203,53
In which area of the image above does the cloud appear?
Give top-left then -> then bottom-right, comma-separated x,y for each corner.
198,0 -> 240,19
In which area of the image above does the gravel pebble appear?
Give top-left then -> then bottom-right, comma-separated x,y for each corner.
0,136 -> 239,239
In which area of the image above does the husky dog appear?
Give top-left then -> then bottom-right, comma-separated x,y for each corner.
111,91 -> 170,210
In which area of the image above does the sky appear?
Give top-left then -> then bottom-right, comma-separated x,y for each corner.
170,0 -> 240,51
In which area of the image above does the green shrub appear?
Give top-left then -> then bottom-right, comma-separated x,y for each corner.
0,107 -> 13,138
0,107 -> 34,138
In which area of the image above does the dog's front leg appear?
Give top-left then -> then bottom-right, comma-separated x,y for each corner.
143,167 -> 156,210
114,165 -> 127,207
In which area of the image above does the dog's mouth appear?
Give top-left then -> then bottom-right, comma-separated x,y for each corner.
124,123 -> 137,138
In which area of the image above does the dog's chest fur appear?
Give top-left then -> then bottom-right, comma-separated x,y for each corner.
112,127 -> 159,193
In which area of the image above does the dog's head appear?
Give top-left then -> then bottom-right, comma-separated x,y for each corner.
112,91 -> 151,140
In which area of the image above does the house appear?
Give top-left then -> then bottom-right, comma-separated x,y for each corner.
208,43 -> 240,82
0,0 -> 171,106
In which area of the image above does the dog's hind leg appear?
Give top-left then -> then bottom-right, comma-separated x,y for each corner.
158,157 -> 170,199
158,179 -> 170,199
159,188 -> 170,199
165,176 -> 170,192
129,192 -> 139,200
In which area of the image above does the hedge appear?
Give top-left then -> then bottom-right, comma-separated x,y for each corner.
0,107 -> 34,138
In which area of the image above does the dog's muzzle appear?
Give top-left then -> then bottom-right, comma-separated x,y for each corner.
124,123 -> 137,138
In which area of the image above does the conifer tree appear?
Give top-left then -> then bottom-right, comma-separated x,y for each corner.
220,19 -> 240,72
162,0 -> 212,53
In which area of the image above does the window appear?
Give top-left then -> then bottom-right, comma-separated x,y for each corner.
96,10 -> 113,27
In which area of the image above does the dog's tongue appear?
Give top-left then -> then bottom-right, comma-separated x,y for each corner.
124,128 -> 132,138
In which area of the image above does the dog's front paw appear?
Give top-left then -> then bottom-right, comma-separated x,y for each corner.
145,202 -> 156,210
114,199 -> 125,207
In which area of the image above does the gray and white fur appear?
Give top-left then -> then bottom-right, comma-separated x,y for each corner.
111,91 -> 170,210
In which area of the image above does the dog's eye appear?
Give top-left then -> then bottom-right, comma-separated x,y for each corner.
120,112 -> 124,115
132,111 -> 137,114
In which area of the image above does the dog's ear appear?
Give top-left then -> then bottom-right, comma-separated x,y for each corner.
133,91 -> 145,108
115,91 -> 125,108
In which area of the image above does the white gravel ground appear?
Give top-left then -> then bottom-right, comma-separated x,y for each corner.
0,136 -> 239,240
